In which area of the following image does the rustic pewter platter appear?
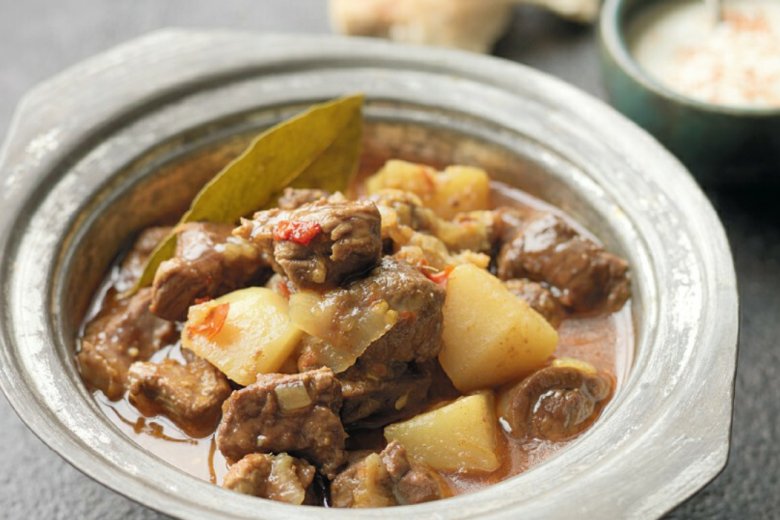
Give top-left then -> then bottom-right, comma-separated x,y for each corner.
0,31 -> 737,519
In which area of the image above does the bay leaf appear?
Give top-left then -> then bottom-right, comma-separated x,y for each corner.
128,94 -> 364,294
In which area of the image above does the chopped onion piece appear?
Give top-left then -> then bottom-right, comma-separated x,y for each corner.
289,289 -> 398,373
274,382 -> 313,412
269,454 -> 308,504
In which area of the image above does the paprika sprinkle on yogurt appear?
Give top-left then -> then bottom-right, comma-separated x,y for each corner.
630,0 -> 780,109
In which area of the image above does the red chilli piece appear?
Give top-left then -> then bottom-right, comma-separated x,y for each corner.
276,280 -> 291,299
399,310 -> 417,322
273,220 -> 323,246
188,303 -> 230,341
425,265 -> 454,286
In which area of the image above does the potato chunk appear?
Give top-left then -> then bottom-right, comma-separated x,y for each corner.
432,165 -> 491,219
439,264 -> 558,392
366,160 -> 490,219
182,288 -> 302,385
384,392 -> 500,473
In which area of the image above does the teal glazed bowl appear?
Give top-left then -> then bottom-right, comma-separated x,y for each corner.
599,0 -> 780,184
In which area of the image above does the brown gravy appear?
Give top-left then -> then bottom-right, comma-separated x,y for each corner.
86,180 -> 634,498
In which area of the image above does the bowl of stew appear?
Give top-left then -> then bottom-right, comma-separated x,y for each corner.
0,30 -> 738,518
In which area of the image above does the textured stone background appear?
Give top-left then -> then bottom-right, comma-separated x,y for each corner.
0,1 -> 777,518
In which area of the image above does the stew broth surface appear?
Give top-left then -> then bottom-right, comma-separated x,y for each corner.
86,179 -> 633,497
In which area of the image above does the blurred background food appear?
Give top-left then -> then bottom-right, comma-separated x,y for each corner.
628,0 -> 780,109
329,0 -> 600,52
600,0 -> 780,183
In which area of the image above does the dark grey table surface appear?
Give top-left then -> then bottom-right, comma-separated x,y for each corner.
1,1 -> 777,518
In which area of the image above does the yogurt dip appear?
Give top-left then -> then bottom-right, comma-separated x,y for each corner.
629,0 -> 780,109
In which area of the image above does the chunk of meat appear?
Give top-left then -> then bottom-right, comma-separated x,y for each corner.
127,357 -> 232,437
77,288 -> 177,400
217,368 -> 347,478
497,213 -> 630,313
114,226 -> 172,292
277,187 -> 332,209
222,453 -> 316,505
331,441 -> 447,508
150,222 -> 266,321
235,199 -> 382,289
355,258 -> 445,367
491,206 -> 533,245
295,258 -> 444,425
497,366 -> 613,441
504,278 -> 566,328
339,362 -> 432,427
297,257 -> 445,371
